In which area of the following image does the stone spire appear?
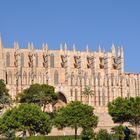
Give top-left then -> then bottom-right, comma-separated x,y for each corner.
98,45 -> 101,53
60,43 -> 63,51
64,43 -> 67,51
27,42 -> 31,50
42,43 -> 45,50
0,36 -> 2,49
73,44 -> 76,52
120,46 -> 124,58
118,47 -> 120,57
31,42 -> 34,50
45,43 -> 48,51
14,41 -> 19,50
111,43 -> 116,57
86,44 -> 89,52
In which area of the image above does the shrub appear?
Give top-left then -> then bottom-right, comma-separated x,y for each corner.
96,129 -> 111,140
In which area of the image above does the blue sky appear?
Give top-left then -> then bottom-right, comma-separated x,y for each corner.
0,0 -> 140,73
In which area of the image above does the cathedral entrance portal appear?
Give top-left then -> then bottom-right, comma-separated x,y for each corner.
54,92 -> 67,110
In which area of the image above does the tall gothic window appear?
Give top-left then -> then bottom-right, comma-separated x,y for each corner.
8,71 -> 12,85
21,53 -> 24,67
70,89 -> 73,97
75,89 -> 78,101
50,54 -> 54,68
6,52 -> 10,67
54,71 -> 59,85
98,73 -> 101,86
102,90 -> 105,106
98,91 -> 100,106
84,73 -> 87,86
36,54 -> 38,67
23,72 -> 27,85
71,73 -> 74,86
111,73 -> 114,86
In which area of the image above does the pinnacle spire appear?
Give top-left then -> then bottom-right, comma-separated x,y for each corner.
31,42 -> 34,50
0,36 -> 2,49
111,43 -> 116,57
64,43 -> 67,51
98,45 -> 101,52
86,44 -> 89,52
120,46 -> 124,57
42,43 -> 45,50
73,44 -> 76,52
45,43 -> 48,50
27,42 -> 31,50
14,41 -> 19,50
60,43 -> 63,51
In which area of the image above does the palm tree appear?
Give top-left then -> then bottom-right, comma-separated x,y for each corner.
82,86 -> 94,104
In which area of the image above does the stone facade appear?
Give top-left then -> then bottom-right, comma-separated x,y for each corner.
0,37 -> 140,130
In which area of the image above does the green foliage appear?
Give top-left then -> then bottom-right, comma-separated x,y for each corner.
55,101 -> 98,129
108,97 -> 129,123
96,129 -> 111,140
3,129 -> 16,140
81,127 -> 95,140
111,125 -> 135,140
82,86 -> 94,97
54,101 -> 98,140
0,79 -> 11,109
17,84 -> 58,111
108,97 -> 140,140
0,103 -> 52,136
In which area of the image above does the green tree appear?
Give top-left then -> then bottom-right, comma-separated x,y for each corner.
54,101 -> 98,140
96,129 -> 111,140
108,97 -> 140,140
0,79 -> 11,111
111,125 -> 134,140
0,103 -> 52,136
82,86 -> 94,104
126,97 -> 140,140
18,84 -> 58,111
108,97 -> 129,124
81,127 -> 95,140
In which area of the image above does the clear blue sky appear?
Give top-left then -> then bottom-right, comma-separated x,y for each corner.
0,0 -> 140,73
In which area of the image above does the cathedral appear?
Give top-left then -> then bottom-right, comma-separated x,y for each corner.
0,37 -> 140,131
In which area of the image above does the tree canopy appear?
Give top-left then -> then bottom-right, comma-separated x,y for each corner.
82,86 -> 94,104
0,103 -> 52,136
54,101 -> 98,140
17,84 -> 58,111
0,79 -> 11,110
108,97 -> 140,140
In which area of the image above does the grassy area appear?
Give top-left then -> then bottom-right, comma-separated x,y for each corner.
15,135 -> 81,140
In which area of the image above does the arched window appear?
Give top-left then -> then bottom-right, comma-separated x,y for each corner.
28,72 -> 31,84
98,73 -> 101,86
21,53 -> 24,67
71,72 -> 74,86
84,73 -> 87,86
75,89 -> 78,101
98,91 -> 100,106
36,54 -> 38,67
8,71 -> 12,84
102,90 -> 105,106
50,54 -> 54,68
54,71 -> 59,85
111,73 -> 114,86
23,72 -> 27,85
70,89 -> 73,97
6,52 -> 10,67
